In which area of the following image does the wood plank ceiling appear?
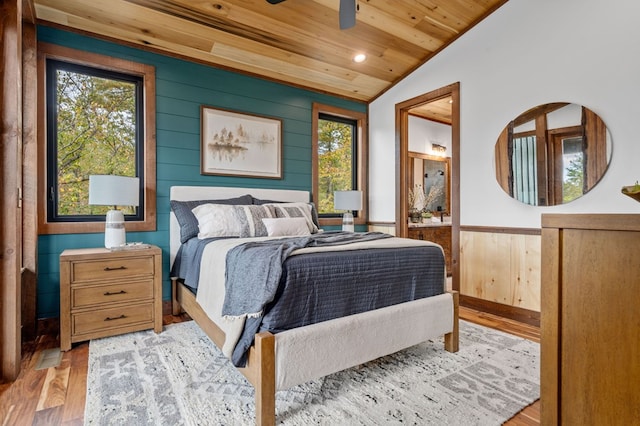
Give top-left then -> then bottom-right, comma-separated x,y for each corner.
33,0 -> 508,102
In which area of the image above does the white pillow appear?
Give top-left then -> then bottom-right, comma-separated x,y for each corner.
192,204 -> 243,238
262,217 -> 311,237
267,202 -> 319,233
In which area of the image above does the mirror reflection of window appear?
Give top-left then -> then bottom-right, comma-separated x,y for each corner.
494,103 -> 611,206
561,137 -> 584,203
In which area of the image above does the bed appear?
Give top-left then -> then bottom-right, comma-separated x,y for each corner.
169,185 -> 459,426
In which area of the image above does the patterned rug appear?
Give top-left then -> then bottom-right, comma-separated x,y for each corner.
85,320 -> 539,425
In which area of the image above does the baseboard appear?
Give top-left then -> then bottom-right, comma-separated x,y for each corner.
460,295 -> 540,327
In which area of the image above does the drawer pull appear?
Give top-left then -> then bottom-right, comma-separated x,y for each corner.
104,314 -> 127,321
104,290 -> 127,296
104,266 -> 127,271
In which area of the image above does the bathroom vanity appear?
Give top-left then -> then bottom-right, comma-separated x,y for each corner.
408,222 -> 452,275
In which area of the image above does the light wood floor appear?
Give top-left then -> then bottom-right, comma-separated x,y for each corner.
0,308 -> 540,425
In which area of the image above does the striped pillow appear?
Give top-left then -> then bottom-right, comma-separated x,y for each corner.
235,205 -> 276,237
192,204 -> 275,238
267,202 -> 319,234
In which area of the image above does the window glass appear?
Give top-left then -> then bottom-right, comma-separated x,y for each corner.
562,136 -> 584,203
46,59 -> 143,222
317,114 -> 357,216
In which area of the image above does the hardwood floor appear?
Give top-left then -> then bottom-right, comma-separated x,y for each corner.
0,308 -> 540,425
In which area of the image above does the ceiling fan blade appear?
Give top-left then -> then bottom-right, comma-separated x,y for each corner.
266,0 -> 286,4
339,0 -> 356,29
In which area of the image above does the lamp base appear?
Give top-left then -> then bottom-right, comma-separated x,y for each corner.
342,212 -> 354,232
105,209 -> 126,249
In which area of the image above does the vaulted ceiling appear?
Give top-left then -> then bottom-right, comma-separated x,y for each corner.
33,0 -> 508,102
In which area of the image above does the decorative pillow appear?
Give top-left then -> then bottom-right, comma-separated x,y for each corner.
235,205 -> 276,237
261,217 -> 311,237
171,195 -> 253,243
253,196 -> 320,230
192,203 -> 276,239
192,204 -> 244,238
266,202 -> 319,234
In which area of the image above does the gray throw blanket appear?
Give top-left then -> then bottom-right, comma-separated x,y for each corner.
221,231 -> 392,320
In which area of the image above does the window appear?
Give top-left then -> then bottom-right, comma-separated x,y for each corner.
312,103 -> 367,226
46,60 -> 143,221
38,43 -> 156,234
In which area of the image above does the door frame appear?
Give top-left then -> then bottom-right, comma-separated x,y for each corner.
395,82 -> 460,291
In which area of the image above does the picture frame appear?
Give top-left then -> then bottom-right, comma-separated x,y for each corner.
200,105 -> 282,179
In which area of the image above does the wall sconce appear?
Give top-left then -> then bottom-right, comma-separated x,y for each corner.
432,143 -> 447,155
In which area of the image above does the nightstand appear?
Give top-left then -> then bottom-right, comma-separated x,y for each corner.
59,245 -> 163,351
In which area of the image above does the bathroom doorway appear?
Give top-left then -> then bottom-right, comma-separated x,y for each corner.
395,83 -> 460,291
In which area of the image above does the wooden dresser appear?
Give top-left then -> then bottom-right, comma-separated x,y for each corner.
541,214 -> 640,425
60,245 -> 163,351
408,223 -> 452,274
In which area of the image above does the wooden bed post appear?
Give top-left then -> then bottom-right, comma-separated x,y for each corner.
445,291 -> 459,352
171,278 -> 182,315
253,332 -> 276,426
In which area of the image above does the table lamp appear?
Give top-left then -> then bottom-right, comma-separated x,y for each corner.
334,190 -> 362,232
89,175 -> 140,249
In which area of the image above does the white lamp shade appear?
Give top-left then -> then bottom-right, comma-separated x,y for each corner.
89,175 -> 140,207
334,190 -> 362,211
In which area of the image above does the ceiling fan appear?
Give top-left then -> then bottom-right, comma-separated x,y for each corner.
266,0 -> 357,30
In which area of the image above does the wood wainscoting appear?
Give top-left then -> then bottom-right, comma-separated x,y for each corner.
460,226 -> 541,326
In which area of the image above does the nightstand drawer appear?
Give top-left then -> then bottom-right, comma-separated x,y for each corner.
71,256 -> 155,283
73,303 -> 154,336
71,280 -> 154,309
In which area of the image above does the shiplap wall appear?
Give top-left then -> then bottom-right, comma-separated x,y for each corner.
36,26 -> 366,319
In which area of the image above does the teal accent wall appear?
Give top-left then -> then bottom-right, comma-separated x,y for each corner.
37,27 -> 366,319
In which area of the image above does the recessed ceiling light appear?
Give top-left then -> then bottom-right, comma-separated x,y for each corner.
353,53 -> 366,63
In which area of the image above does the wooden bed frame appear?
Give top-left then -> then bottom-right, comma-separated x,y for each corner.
169,186 -> 459,426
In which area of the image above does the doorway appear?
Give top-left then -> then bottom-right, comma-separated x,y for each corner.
395,83 -> 460,291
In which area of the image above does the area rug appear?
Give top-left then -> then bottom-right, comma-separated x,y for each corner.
85,320 -> 539,425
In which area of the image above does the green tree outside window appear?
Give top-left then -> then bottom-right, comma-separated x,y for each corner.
317,117 -> 356,215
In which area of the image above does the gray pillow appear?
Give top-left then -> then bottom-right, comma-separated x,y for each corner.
171,195 -> 253,243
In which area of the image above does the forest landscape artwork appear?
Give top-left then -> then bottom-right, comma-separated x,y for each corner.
200,106 -> 282,178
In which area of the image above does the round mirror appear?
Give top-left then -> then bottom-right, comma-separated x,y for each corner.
494,102 -> 612,206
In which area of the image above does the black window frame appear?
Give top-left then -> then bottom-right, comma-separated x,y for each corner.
45,58 -> 145,223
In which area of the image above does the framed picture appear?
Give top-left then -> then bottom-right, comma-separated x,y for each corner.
200,106 -> 282,179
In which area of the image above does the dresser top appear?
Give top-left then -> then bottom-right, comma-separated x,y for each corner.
60,245 -> 161,260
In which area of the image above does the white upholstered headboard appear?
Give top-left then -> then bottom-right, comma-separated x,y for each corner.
169,186 -> 310,267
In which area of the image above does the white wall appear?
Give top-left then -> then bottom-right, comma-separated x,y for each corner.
369,0 -> 640,228
408,116 -> 451,155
